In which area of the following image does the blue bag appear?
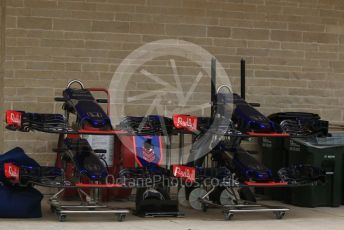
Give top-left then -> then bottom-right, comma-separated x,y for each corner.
0,147 -> 43,218
0,183 -> 43,218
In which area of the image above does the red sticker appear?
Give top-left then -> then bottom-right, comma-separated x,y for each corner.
173,114 -> 198,131
4,163 -> 20,183
172,165 -> 196,183
6,110 -> 22,128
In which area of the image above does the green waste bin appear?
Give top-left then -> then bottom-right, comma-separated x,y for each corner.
259,137 -> 289,201
287,136 -> 344,207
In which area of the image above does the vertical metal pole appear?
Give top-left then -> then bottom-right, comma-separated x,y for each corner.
178,132 -> 184,165
240,59 -> 246,100
0,0 -> 6,152
94,181 -> 100,204
165,134 -> 171,168
178,131 -> 184,190
211,58 -> 216,121
164,134 -> 172,193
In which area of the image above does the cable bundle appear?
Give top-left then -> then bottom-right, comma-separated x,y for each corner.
278,164 -> 326,185
279,119 -> 311,136
269,112 -> 329,137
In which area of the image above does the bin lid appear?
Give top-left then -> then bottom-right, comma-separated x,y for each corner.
291,135 -> 344,149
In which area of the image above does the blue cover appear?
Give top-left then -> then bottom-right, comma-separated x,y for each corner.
0,147 -> 40,181
0,147 -> 43,218
0,183 -> 43,218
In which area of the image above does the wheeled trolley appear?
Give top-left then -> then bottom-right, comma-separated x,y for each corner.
48,184 -> 130,222
51,205 -> 129,222
188,184 -> 290,221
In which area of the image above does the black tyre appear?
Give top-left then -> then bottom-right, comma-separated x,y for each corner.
239,187 -> 256,202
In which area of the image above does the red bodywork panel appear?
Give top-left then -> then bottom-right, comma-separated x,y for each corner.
109,135 -> 135,198
244,181 -> 288,186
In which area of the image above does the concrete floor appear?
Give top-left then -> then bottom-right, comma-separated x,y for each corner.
1,198 -> 344,230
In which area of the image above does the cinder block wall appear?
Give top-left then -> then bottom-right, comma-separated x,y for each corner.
2,0 -> 344,163
0,0 -> 5,152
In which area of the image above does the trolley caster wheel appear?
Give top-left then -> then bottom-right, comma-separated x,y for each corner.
116,214 -> 126,222
274,211 -> 285,220
58,214 -> 67,222
224,212 -> 234,221
202,204 -> 208,212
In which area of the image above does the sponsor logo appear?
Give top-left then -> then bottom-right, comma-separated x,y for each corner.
173,114 -> 198,131
4,163 -> 20,183
143,147 -> 156,163
6,110 -> 22,128
172,165 -> 196,182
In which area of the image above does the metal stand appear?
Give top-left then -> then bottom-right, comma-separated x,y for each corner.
193,185 -> 289,221
49,187 -> 129,222
222,204 -> 288,220
201,198 -> 289,220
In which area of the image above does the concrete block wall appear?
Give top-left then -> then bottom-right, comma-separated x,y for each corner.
0,0 -> 5,152
2,0 -> 344,164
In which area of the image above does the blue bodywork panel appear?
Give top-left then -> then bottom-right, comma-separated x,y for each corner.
232,148 -> 273,182
64,138 -> 108,180
232,94 -> 278,133
63,88 -> 112,129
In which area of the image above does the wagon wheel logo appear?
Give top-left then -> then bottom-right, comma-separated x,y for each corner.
109,39 -> 233,165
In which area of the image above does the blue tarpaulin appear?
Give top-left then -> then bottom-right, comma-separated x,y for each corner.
0,147 -> 43,218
